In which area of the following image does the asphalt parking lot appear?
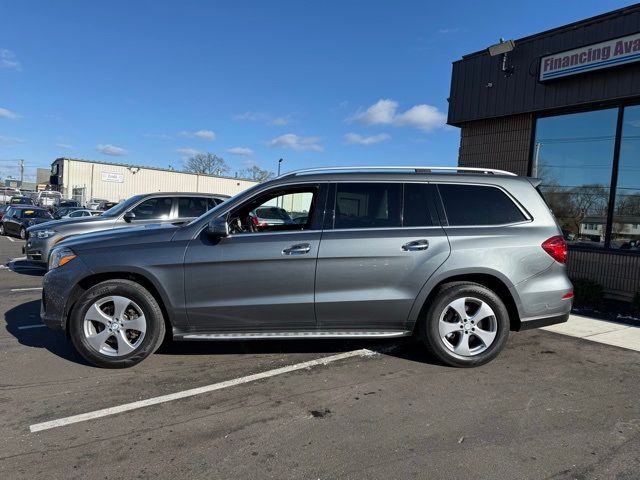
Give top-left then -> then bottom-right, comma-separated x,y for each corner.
0,236 -> 638,479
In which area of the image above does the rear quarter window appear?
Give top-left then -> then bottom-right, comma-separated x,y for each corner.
438,184 -> 527,226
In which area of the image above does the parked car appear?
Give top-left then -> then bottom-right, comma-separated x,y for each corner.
0,187 -> 21,203
0,204 -> 9,221
26,192 -> 227,264
97,201 -> 119,211
34,191 -> 62,210
57,200 -> 81,210
60,209 -> 101,219
9,196 -> 34,205
250,206 -> 293,230
53,207 -> 83,219
0,205 -> 53,239
40,166 -> 572,369
86,198 -> 109,210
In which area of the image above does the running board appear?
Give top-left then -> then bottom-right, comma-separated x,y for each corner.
175,330 -> 411,341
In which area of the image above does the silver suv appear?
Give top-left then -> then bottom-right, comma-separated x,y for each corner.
40,167 -> 573,368
26,192 -> 228,264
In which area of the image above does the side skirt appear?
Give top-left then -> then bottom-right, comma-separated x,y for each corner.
173,330 -> 412,341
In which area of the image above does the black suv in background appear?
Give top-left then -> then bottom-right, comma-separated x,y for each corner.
26,192 -> 229,264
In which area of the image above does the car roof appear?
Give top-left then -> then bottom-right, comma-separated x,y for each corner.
10,205 -> 48,210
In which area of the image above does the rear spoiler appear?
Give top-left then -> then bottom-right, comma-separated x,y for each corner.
527,177 -> 543,188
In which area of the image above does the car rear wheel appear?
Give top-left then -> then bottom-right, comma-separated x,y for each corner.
69,280 -> 166,368
419,282 -> 509,367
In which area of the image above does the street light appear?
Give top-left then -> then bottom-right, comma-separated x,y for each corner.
277,158 -> 283,176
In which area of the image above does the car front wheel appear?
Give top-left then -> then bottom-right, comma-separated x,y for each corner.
420,282 -> 510,367
19,227 -> 26,240
69,280 -> 166,368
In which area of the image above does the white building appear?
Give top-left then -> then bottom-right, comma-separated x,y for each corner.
49,158 -> 258,204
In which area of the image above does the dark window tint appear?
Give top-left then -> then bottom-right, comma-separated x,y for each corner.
403,183 -> 434,227
131,197 -> 173,220
177,197 -> 209,218
439,184 -> 526,226
335,183 -> 401,229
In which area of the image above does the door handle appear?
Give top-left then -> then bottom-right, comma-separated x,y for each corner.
402,239 -> 429,251
282,243 -> 311,255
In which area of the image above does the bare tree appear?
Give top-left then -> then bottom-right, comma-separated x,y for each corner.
184,153 -> 229,176
239,165 -> 275,182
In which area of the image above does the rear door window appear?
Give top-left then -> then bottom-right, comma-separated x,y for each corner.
131,197 -> 173,220
335,183 -> 402,229
403,183 -> 436,227
177,197 -> 210,218
438,184 -> 527,226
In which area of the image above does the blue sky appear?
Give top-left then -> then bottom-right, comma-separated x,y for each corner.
0,0 -> 630,181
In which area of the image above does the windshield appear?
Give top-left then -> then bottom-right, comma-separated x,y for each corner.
22,209 -> 52,219
100,195 -> 143,218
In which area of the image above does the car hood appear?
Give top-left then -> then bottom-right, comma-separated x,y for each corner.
57,222 -> 180,252
27,215 -> 110,232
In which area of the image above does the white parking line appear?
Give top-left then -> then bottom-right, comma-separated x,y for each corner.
29,348 -> 377,433
6,237 -> 15,242
10,287 -> 43,292
18,324 -> 46,330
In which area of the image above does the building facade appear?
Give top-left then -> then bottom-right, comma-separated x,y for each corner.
50,158 -> 258,204
448,5 -> 640,299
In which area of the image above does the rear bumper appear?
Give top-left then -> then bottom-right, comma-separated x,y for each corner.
517,312 -> 569,331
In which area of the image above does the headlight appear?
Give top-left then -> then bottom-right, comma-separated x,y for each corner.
34,229 -> 56,239
48,247 -> 77,270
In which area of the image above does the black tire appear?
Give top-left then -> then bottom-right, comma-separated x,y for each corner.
19,227 -> 26,240
69,280 -> 166,368
419,282 -> 510,368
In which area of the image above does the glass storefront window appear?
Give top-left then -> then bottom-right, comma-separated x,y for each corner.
611,105 -> 640,251
533,108 -> 618,249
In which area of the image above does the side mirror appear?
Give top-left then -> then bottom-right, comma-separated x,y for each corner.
123,211 -> 136,222
207,216 -> 229,238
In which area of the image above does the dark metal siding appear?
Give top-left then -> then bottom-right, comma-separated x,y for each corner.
458,114 -> 533,175
568,250 -> 640,300
448,6 -> 640,125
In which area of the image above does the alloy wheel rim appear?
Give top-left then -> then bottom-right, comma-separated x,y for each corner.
82,296 -> 147,357
438,297 -> 498,357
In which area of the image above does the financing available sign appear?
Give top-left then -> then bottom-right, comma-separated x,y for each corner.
540,32 -> 640,81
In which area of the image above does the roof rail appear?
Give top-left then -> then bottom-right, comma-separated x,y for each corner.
279,166 -> 517,178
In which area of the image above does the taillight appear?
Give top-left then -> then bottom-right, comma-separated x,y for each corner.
542,235 -> 568,264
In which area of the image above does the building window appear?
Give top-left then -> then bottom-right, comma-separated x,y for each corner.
611,105 -> 640,251
532,108 -> 618,249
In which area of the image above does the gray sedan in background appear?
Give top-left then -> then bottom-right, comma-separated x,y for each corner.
26,192 -> 228,264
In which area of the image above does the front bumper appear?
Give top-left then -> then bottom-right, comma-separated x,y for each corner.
25,234 -> 58,265
41,256 -> 92,331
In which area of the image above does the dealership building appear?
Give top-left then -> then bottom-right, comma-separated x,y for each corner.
49,157 -> 257,205
448,5 -> 640,299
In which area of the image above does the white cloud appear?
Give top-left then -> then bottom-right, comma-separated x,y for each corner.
235,111 -> 291,126
0,107 -> 20,119
394,104 -> 446,132
269,134 -> 322,152
144,133 -> 173,140
438,27 -> 460,34
350,99 -> 446,132
344,132 -> 390,146
176,147 -> 202,157
0,49 -> 21,71
96,144 -> 128,156
226,147 -> 254,156
55,143 -> 74,150
180,130 -> 216,141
